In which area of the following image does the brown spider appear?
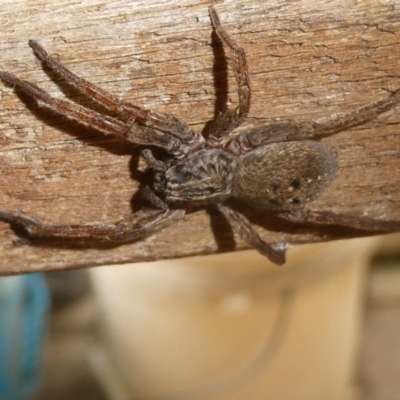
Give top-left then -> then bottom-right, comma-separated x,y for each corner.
0,6 -> 400,265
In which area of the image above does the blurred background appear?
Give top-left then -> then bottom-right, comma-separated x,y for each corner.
0,234 -> 399,400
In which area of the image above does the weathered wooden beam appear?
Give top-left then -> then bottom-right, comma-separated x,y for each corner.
0,0 -> 399,274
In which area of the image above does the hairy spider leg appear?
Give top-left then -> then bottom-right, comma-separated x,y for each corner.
141,185 -> 169,209
29,40 -> 148,120
0,208 -> 185,243
312,87 -> 400,136
209,7 -> 250,116
0,71 -> 189,157
218,204 -> 286,265
141,149 -> 168,171
29,40 -> 203,150
226,87 -> 400,155
208,6 -> 251,142
224,122 -> 314,155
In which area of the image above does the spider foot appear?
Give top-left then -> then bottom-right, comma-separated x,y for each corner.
217,205 -> 286,265
0,212 -> 41,232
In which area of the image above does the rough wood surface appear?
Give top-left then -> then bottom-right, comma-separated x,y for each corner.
0,0 -> 399,275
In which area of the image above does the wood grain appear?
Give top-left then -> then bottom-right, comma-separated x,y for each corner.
0,0 -> 399,275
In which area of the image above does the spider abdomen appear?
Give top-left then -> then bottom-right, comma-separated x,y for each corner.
232,141 -> 339,211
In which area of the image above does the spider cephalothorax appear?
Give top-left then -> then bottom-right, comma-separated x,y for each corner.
1,6 -> 400,265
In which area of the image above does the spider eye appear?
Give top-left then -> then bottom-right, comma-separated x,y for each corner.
171,167 -> 192,184
205,187 -> 216,195
290,179 -> 301,189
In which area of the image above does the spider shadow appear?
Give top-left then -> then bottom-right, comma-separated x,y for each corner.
202,29 -> 229,138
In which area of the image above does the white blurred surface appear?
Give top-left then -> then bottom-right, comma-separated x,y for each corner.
89,238 -> 377,400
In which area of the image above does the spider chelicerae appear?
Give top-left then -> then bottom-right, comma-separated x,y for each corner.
0,6 -> 400,265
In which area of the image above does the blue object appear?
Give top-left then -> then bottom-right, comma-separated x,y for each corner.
0,274 -> 50,400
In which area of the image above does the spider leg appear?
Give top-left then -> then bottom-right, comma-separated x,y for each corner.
29,40 -> 148,121
279,209 -> 400,232
0,208 -> 185,243
224,121 -> 314,155
141,149 -> 168,172
29,40 -> 203,150
226,87 -> 400,155
141,185 -> 168,209
208,7 -> 251,143
218,204 -> 286,265
0,71 -> 188,156
312,88 -> 400,137
209,7 -> 250,116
